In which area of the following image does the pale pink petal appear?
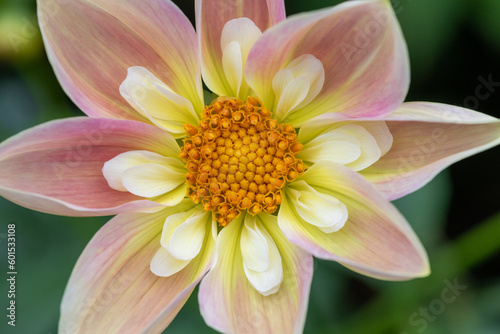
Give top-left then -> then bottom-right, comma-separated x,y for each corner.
59,200 -> 216,333
196,0 -> 286,96
299,102 -> 500,200
279,162 -> 430,280
38,0 -> 203,120
199,213 -> 312,334
361,103 -> 500,199
246,0 -> 409,125
0,118 -> 179,216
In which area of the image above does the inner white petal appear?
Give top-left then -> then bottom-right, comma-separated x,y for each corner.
241,215 -> 283,296
160,207 -> 208,262
241,216 -> 270,272
334,124 -> 382,171
288,181 -> 348,233
121,163 -> 185,198
275,75 -> 310,120
221,18 -> 262,61
161,211 -> 192,249
120,66 -> 198,137
150,247 -> 191,277
220,18 -> 262,98
286,54 -> 325,110
102,150 -> 181,192
356,121 -> 393,156
222,41 -> 243,97
169,209 -> 209,261
299,124 -> 384,171
300,140 -> 361,165
272,68 -> 294,98
272,54 -> 325,121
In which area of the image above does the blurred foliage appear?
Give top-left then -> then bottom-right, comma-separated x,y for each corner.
0,0 -> 499,333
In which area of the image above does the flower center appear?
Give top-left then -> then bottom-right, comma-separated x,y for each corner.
180,97 -> 305,226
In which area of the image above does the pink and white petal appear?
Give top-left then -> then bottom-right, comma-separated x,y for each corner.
199,213 -> 313,334
59,200 -> 216,333
0,118 -> 179,216
279,162 -> 430,280
300,102 -> 500,200
361,103 -> 500,199
246,0 -> 409,125
38,0 -> 203,121
196,0 -> 286,96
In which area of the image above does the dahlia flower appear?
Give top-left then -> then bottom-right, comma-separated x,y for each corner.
0,0 -> 499,333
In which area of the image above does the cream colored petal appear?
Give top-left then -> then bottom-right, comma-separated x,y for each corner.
169,209 -> 210,261
102,150 -> 179,192
222,41 -> 243,97
299,126 -> 363,165
161,207 -> 210,261
120,67 -> 199,138
154,184 -> 189,206
272,54 -> 324,122
150,246 -> 190,277
286,180 -> 348,233
160,211 -> 192,250
299,117 -> 393,158
221,18 -> 263,61
275,75 -> 310,121
242,215 -> 283,296
285,54 -> 325,110
358,121 -> 393,156
240,216 -> 270,272
299,124 -> 382,171
122,163 -> 185,198
301,141 -> 361,165
336,124 -> 382,171
272,68 -> 294,98
219,18 -> 262,98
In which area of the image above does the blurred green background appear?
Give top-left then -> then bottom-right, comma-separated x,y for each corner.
1,0 -> 500,333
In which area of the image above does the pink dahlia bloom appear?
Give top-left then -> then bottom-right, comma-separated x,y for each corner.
0,0 -> 499,333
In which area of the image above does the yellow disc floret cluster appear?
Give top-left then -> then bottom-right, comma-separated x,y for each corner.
180,97 -> 305,227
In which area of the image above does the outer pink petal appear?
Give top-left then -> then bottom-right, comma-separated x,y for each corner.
246,0 -> 409,125
59,202 -> 215,333
196,0 -> 286,96
38,0 -> 203,120
299,102 -> 500,200
279,162 -> 430,281
0,118 -> 179,216
363,103 -> 500,199
199,214 -> 313,334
